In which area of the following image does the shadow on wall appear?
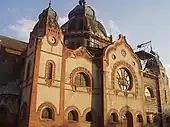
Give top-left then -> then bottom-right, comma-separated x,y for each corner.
91,57 -> 104,127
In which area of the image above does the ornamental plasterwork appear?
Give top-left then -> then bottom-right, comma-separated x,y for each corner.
69,67 -> 93,94
64,47 -> 92,62
104,35 -> 142,70
121,49 -> 126,57
111,61 -> 139,97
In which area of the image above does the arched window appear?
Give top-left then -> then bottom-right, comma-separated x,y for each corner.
111,113 -> 118,122
147,115 -> 150,123
20,103 -> 27,120
153,116 -> 156,123
41,107 -> 54,120
26,61 -> 31,80
116,68 -> 133,91
47,63 -> 53,80
86,111 -> 93,122
75,72 -> 90,87
145,87 -> 154,98
68,110 -> 79,121
136,114 -> 143,123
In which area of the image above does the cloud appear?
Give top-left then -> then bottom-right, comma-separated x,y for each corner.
97,18 -> 121,41
8,18 -> 37,42
165,64 -> 170,76
58,16 -> 68,26
7,16 -> 68,42
108,20 -> 121,36
7,15 -> 121,43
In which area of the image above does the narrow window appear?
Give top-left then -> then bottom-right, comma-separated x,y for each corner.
47,63 -> 53,80
165,90 -> 167,103
153,116 -> 156,123
41,107 -> 53,120
147,115 -> 150,123
20,103 -> 27,120
26,61 -> 31,80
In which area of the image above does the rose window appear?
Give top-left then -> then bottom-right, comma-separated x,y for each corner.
116,68 -> 132,91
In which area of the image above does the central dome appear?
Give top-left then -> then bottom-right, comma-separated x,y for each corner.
68,5 -> 96,20
62,1 -> 108,39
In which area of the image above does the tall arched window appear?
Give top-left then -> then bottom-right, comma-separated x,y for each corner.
75,72 -> 90,87
111,113 -> 118,122
147,115 -> 150,123
20,103 -> 27,120
47,63 -> 53,80
68,110 -> 79,121
153,116 -> 156,123
0,107 -> 8,123
86,111 -> 93,122
26,61 -> 31,80
41,107 -> 54,120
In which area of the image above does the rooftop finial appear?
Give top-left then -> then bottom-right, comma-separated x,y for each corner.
49,0 -> 52,7
79,0 -> 86,6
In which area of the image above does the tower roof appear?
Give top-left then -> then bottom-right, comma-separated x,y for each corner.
62,0 -> 108,39
33,2 -> 59,31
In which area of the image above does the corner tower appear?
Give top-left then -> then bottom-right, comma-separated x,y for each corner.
19,2 -> 64,127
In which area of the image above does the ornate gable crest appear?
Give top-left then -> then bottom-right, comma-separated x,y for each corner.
64,47 -> 92,62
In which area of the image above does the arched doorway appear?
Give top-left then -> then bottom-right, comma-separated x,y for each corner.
122,111 -> 133,127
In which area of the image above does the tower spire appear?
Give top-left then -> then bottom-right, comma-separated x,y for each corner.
79,0 -> 86,6
49,0 -> 52,7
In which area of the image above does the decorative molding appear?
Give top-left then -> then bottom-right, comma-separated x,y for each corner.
45,60 -> 56,87
107,109 -> 120,120
64,47 -> 92,62
119,106 -> 134,119
111,61 -> 139,97
121,49 -> 126,57
69,67 -> 93,94
47,35 -> 58,46
104,35 -> 142,70
82,107 -> 97,121
64,106 -> 81,119
37,102 -> 58,120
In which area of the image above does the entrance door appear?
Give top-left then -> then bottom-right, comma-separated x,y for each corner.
122,111 -> 133,127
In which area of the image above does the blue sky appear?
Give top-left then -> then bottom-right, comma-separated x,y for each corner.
0,0 -> 170,76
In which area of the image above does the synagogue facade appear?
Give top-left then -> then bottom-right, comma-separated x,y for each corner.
0,1 -> 170,127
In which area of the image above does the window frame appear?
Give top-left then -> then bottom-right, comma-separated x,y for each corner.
74,72 -> 90,87
41,107 -> 54,120
45,60 -> 55,86
68,110 -> 79,122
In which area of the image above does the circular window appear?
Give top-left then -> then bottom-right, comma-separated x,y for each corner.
116,68 -> 132,91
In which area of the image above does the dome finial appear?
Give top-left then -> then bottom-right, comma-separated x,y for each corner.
49,0 -> 52,7
79,0 -> 86,6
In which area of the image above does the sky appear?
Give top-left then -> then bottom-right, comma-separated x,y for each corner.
0,0 -> 170,76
